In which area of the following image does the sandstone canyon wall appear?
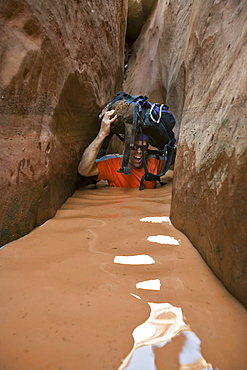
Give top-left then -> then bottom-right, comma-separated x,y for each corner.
123,0 -> 247,308
0,0 -> 128,247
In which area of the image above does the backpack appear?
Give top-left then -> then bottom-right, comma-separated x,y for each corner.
98,91 -> 176,190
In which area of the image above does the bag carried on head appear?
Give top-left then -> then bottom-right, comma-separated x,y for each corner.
99,91 -> 176,190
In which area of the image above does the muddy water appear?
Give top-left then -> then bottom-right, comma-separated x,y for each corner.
1,174 -> 247,370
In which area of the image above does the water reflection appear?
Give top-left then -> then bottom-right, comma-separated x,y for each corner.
114,255 -> 155,265
140,216 -> 172,225
136,279 -> 161,291
117,215 -> 217,370
142,215 -> 180,245
147,235 -> 180,245
118,302 -> 216,370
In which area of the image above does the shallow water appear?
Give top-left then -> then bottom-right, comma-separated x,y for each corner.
1,176 -> 247,370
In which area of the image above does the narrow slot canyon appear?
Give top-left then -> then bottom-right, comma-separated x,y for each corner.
0,1 -> 246,369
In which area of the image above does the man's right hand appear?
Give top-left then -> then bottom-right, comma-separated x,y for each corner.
99,110 -> 118,138
78,110 -> 118,177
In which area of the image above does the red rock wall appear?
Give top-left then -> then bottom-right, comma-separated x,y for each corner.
126,0 -> 156,43
0,0 -> 128,246
171,0 -> 247,309
123,0 -> 247,308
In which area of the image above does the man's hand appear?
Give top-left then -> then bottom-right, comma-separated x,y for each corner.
99,110 -> 118,138
78,110 -> 117,177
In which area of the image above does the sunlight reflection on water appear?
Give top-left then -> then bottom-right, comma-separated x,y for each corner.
116,215 -> 218,370
147,235 -> 180,245
118,301 -> 216,370
114,255 -> 155,265
140,216 -> 172,225
136,279 -> 161,291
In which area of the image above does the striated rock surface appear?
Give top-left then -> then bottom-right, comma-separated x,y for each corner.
171,0 -> 247,309
123,0 -> 191,139
123,0 -> 247,307
126,0 -> 144,43
0,0 -> 128,246
126,0 -> 156,43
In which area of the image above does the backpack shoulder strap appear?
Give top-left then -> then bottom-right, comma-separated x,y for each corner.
139,141 -> 175,190
118,101 -> 144,175
117,123 -> 132,175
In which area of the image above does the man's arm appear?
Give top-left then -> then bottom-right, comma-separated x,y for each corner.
78,110 -> 117,177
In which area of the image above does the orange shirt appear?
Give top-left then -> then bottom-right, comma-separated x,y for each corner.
95,155 -> 164,188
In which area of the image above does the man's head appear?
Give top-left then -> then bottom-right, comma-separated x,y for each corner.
129,134 -> 149,169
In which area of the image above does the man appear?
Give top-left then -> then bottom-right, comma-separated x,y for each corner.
78,110 -> 164,188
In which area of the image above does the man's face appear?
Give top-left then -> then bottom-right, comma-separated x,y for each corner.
129,140 -> 148,169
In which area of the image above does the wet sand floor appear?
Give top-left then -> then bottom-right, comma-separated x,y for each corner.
1,175 -> 247,370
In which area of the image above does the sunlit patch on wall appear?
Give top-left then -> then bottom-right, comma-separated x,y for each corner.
114,255 -> 155,265
147,235 -> 180,245
140,216 -> 172,225
136,279 -> 161,291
